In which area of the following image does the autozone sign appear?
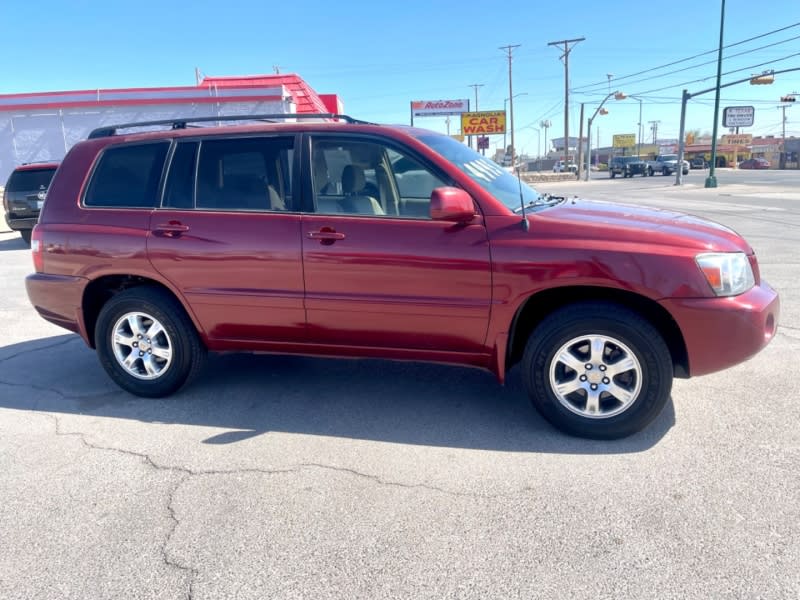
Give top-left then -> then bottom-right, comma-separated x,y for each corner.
461,111 -> 506,134
411,99 -> 469,116
723,106 -> 755,128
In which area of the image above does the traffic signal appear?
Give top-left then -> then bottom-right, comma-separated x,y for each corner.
750,73 -> 774,85
781,95 -> 796,102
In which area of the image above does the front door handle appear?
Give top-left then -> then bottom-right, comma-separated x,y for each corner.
307,228 -> 346,244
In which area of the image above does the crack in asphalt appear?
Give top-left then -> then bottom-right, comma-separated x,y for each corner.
22,410 -> 499,600
0,337 -> 78,365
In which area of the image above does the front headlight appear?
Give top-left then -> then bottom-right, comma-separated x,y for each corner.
695,252 -> 755,296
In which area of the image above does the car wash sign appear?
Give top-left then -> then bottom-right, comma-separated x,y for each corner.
411,99 -> 469,117
461,111 -> 506,135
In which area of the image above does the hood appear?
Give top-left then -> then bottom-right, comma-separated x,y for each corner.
533,198 -> 751,254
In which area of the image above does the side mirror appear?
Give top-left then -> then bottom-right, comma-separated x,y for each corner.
429,187 -> 475,222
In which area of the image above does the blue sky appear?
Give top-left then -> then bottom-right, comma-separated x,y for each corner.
4,0 -> 799,155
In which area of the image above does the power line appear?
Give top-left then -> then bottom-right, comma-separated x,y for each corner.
577,34 -> 800,97
573,21 -> 800,93
632,50 -> 800,96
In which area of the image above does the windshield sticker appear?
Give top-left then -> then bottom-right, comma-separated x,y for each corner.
464,158 -> 504,182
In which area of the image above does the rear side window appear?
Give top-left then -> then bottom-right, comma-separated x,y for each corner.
195,136 -> 294,211
6,168 -> 57,191
84,143 -> 169,208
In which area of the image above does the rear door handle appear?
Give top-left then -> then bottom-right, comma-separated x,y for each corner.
154,222 -> 190,237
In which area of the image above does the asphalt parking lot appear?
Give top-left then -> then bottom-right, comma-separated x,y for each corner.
1,171 -> 798,599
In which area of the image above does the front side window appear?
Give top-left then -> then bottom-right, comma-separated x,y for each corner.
195,136 -> 294,211
310,137 -> 447,218
84,143 -> 169,208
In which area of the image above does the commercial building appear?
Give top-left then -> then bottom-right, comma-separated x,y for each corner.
0,74 -> 341,183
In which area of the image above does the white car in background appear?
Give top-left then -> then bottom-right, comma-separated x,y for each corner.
553,160 -> 578,173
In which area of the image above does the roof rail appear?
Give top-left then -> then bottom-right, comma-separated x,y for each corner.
88,113 -> 372,139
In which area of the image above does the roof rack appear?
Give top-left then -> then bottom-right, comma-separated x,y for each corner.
88,113 -> 372,139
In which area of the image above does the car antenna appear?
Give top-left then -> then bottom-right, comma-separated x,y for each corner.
516,164 -> 530,232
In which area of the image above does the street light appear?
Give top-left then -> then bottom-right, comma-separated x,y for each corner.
504,93 -> 528,157
585,91 -> 626,181
625,95 -> 645,158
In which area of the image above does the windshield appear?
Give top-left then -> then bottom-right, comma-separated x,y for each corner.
417,133 -> 541,212
620,157 -> 640,164
661,154 -> 678,161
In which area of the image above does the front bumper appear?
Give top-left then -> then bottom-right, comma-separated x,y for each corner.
660,281 -> 780,377
26,273 -> 91,344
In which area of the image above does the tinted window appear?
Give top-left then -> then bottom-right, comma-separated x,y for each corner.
195,136 -> 293,211
7,168 -> 57,191
84,143 -> 169,208
163,142 -> 198,209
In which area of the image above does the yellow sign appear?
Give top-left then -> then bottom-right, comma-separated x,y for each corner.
461,111 -> 506,135
613,134 -> 636,148
721,134 -> 753,146
450,134 -> 465,142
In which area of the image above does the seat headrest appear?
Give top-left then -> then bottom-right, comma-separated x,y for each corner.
342,165 -> 365,194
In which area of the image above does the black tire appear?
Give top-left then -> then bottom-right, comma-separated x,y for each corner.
662,167 -> 669,176
610,171 -> 615,178
521,302 -> 672,439
19,229 -> 32,245
95,287 -> 206,398
648,167 -> 654,176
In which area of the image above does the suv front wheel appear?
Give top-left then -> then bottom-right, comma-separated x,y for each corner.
522,302 -> 672,439
95,287 -> 206,397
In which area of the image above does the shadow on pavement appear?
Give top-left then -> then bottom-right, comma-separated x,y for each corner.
0,334 -> 675,454
0,234 -> 27,251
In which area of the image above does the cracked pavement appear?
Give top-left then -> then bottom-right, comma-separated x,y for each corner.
1,174 -> 799,599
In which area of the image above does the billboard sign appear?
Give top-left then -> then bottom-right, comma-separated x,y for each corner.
411,99 -> 470,117
612,134 -> 636,148
461,111 -> 506,134
723,106 -> 755,128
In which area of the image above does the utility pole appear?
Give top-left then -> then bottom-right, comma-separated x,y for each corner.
649,120 -> 660,144
548,37 -> 585,166
779,103 -> 792,169
499,44 -> 521,169
705,0 -> 726,188
577,103 -> 585,180
468,83 -> 484,151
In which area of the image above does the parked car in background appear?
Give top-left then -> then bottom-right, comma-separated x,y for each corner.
26,114 -> 780,440
3,162 -> 59,245
553,160 -> 578,173
739,157 -> 770,170
646,154 -> 690,176
690,157 -> 708,169
609,156 -> 648,178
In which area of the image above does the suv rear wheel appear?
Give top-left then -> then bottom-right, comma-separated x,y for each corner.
19,230 -> 32,245
95,287 -> 206,397
522,302 -> 672,439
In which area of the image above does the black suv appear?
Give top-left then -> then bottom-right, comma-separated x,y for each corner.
609,156 -> 648,178
3,162 -> 59,244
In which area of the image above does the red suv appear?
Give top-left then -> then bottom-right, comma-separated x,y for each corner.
25,114 -> 779,439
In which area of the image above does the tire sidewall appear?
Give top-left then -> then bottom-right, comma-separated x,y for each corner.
523,304 -> 672,439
